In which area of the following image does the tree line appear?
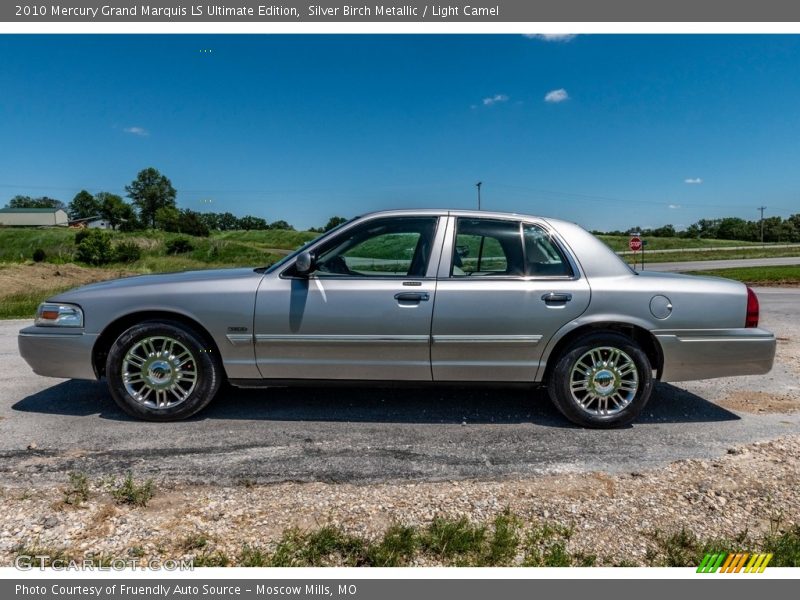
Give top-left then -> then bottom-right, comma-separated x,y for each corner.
4,167 -> 348,236
597,214 -> 800,243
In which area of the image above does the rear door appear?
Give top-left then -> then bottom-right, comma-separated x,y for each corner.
431,216 -> 591,382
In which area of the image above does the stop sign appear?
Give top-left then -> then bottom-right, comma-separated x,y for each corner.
629,236 -> 642,252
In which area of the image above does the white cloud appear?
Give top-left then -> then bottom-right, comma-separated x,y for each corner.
684,177 -> 703,184
123,126 -> 149,137
668,204 -> 681,209
544,88 -> 569,103
482,94 -> 509,106
524,34 -> 577,42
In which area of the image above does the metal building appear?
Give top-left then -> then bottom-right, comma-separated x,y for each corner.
0,208 -> 69,226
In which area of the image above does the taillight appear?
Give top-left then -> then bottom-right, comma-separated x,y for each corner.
745,286 -> 759,328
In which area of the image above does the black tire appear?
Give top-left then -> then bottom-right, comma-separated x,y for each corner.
105,320 -> 222,421
547,332 -> 653,428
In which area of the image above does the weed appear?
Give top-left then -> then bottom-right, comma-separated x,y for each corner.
63,471 -> 90,506
192,551 -> 231,567
181,533 -> 209,551
111,472 -> 154,507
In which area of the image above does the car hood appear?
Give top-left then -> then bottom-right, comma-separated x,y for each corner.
50,268 -> 264,301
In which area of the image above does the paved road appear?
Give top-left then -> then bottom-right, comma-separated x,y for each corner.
642,256 -> 800,272
1,288 -> 798,486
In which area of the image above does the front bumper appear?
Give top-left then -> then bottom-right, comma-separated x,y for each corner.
18,326 -> 99,380
655,328 -> 776,382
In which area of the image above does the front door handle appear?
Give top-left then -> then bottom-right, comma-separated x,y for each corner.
395,292 -> 430,302
541,292 -> 572,305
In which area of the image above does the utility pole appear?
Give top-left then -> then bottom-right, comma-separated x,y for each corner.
476,182 -> 482,210
758,206 -> 766,244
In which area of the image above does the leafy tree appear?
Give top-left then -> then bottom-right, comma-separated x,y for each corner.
324,216 -> 348,231
238,215 -> 269,230
125,167 -> 177,228
67,190 -> 100,220
155,206 -> 182,232
7,195 -> 66,210
650,224 -> 676,237
199,212 -> 220,231
155,207 -> 210,236
179,209 -> 210,237
716,217 -> 751,241
95,192 -> 135,230
218,212 -> 239,231
762,216 -> 786,243
269,220 -> 294,231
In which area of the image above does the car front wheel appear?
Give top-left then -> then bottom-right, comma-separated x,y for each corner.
547,332 -> 653,428
105,321 -> 222,421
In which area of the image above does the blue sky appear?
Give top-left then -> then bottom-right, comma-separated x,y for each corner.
1,34 -> 799,231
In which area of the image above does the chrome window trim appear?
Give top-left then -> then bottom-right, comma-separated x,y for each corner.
439,215 -> 582,281
278,214 -> 445,281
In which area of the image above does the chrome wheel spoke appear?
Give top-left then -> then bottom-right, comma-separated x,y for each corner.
121,335 -> 198,410
569,345 -> 640,417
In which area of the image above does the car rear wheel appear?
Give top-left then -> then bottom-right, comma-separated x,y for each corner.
105,321 -> 222,421
547,332 -> 653,428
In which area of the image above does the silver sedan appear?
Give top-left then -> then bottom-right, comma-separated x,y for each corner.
18,209 -> 776,427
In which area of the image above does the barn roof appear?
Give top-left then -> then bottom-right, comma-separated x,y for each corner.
0,208 -> 64,213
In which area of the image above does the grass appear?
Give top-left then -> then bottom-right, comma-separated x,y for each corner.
220,511 -> 594,567
0,227 -> 294,268
14,510 -> 800,567
686,265 -> 800,285
599,235 -> 763,252
111,472 -> 155,507
621,246 -> 800,264
0,286 -> 75,319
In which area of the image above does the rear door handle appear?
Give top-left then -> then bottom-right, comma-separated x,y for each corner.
541,292 -> 572,305
395,292 -> 430,302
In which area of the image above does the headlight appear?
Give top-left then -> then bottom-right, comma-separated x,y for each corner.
35,303 -> 84,327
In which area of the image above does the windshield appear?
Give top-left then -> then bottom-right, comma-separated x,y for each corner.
263,216 -> 360,274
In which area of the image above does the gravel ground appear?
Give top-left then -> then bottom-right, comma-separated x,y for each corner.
1,435 -> 798,566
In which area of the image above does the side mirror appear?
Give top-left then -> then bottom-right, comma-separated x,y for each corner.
295,251 -> 315,276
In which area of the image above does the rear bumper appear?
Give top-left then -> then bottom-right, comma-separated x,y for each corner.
655,328 -> 776,382
18,326 -> 99,380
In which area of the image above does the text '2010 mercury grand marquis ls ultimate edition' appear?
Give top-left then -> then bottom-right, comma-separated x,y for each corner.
18,209 -> 776,427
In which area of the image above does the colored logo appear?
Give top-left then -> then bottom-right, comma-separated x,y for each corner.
697,552 -> 772,573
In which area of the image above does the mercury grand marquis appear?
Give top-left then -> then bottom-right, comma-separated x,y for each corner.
18,209 -> 776,427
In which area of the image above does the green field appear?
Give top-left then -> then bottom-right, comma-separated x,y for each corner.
0,227 -> 316,269
686,265 -> 800,285
598,235 -> 762,252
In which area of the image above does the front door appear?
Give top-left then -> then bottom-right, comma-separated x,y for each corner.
254,215 -> 442,380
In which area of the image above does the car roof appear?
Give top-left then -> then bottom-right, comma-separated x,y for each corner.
357,207 -> 573,227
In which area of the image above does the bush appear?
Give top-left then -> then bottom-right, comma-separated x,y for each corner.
32,248 -> 46,262
166,237 -> 194,255
75,230 -> 114,266
114,241 -> 141,263
74,229 -> 91,245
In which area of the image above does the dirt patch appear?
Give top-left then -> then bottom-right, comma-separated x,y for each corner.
718,391 -> 799,414
0,263 -> 136,299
